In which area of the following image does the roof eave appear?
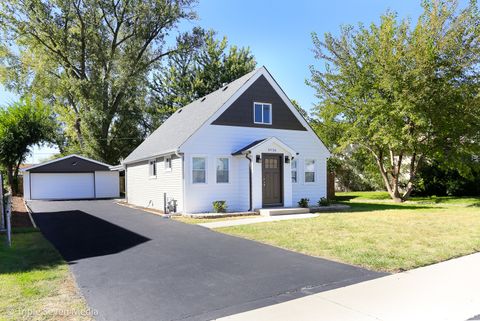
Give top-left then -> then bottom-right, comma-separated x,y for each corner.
122,149 -> 179,165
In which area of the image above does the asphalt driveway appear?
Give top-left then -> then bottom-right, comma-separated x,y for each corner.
29,200 -> 386,321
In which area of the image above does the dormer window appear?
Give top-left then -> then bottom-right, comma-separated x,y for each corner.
253,102 -> 272,125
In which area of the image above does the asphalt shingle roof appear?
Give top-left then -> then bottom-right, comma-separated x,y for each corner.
231,139 -> 266,155
123,68 -> 260,164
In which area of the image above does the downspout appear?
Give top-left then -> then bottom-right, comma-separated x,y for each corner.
175,150 -> 185,213
245,152 -> 253,212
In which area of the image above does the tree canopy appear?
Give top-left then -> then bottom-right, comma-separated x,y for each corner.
0,0 -> 202,163
309,0 -> 480,201
0,98 -> 57,193
148,31 -> 256,128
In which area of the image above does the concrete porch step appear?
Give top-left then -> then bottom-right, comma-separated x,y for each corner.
257,207 -> 310,216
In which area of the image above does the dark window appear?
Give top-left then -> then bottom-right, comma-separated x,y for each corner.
149,160 -> 157,177
165,156 -> 172,171
216,158 -> 229,183
305,159 -> 316,183
291,159 -> 297,183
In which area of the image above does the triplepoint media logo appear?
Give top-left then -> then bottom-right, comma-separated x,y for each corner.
14,307 -> 99,319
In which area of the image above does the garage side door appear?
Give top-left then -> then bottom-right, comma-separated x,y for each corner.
31,173 -> 95,200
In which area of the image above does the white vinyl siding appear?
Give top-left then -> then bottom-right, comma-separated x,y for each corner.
126,155 -> 183,212
95,171 -> 120,198
181,125 -> 328,213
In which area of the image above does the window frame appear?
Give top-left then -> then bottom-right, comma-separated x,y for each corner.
291,159 -> 298,184
148,159 -> 157,178
164,156 -> 172,172
216,157 -> 230,184
253,102 -> 273,125
304,159 -> 316,184
191,156 -> 207,184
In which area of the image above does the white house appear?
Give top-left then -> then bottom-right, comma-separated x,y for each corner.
123,66 -> 330,213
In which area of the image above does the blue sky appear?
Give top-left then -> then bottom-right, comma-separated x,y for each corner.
0,1 -> 434,162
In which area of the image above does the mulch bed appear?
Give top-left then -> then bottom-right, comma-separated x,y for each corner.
11,196 -> 33,228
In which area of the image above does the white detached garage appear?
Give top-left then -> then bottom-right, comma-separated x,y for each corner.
22,154 -> 119,200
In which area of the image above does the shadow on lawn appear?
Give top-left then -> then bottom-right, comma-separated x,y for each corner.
336,201 -> 435,212
0,230 -> 66,274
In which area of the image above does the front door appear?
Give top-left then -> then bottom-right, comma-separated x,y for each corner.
262,154 -> 283,207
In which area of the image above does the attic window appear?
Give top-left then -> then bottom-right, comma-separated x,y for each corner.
253,102 -> 272,125
177,109 -> 182,113
222,86 -> 228,91
201,97 -> 206,102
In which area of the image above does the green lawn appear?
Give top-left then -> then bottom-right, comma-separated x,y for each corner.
0,230 -> 92,321
217,192 -> 480,272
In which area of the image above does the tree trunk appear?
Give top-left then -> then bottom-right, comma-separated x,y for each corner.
74,117 -> 84,148
6,165 -> 15,195
401,154 -> 424,201
372,149 -> 404,202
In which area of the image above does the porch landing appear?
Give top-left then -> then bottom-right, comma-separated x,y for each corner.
258,207 -> 310,216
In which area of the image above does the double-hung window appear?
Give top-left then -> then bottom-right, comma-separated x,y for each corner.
304,159 -> 316,183
254,102 -> 272,125
192,157 -> 206,184
291,159 -> 298,183
216,157 -> 229,183
149,159 -> 157,178
164,156 -> 172,171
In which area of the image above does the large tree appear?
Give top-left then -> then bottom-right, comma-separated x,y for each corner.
148,31 -> 256,128
0,98 -> 57,194
0,0 -> 201,163
309,0 -> 480,201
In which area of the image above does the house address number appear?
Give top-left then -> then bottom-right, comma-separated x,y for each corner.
267,148 -> 277,152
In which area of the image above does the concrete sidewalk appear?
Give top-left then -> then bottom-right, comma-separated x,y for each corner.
198,213 -> 319,228
218,253 -> 480,321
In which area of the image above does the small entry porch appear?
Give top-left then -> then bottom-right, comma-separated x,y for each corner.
232,137 -> 297,211
257,207 -> 310,216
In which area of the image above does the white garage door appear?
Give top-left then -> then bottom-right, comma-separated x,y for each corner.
31,173 -> 95,200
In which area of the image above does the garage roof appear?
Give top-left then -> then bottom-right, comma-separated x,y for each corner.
22,154 -> 112,173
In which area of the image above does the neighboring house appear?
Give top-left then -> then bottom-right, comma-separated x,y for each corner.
22,154 -> 120,200
123,66 -> 330,213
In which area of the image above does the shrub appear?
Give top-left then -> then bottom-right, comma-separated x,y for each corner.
298,198 -> 309,208
318,197 -> 330,206
212,200 -> 227,213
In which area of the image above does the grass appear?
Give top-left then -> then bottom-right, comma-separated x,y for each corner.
172,215 -> 259,224
0,230 -> 92,321
217,192 -> 480,272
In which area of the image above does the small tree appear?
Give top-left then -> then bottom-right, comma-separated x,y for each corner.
0,98 -> 57,194
309,0 -> 480,201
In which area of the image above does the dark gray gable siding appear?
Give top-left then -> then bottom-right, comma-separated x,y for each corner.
211,75 -> 307,131
29,156 -> 109,173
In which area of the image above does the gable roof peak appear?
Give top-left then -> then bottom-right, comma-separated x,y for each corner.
123,68 -> 262,164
